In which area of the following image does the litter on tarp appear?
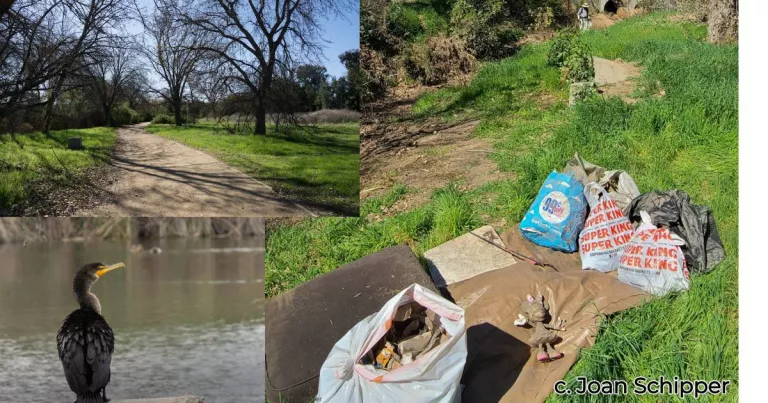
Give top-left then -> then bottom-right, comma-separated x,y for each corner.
519,171 -> 587,252
425,225 -> 517,287
563,152 -> 640,213
627,189 -> 725,273
317,284 -> 467,403
450,230 -> 648,403
618,211 -> 690,296
579,183 -> 634,272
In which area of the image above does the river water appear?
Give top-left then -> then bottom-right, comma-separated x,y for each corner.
0,237 -> 265,402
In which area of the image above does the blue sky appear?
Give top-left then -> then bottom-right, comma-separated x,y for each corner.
319,7 -> 360,78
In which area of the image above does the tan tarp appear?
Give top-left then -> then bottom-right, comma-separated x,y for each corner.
447,230 -> 649,403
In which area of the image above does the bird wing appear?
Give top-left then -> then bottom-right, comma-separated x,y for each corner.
57,309 -> 114,394
86,318 -> 114,391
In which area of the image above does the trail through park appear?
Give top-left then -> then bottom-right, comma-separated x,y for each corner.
77,123 -> 311,217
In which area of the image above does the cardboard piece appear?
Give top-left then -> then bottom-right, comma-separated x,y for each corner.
447,230 -> 648,403
425,225 -> 517,287
265,245 -> 439,403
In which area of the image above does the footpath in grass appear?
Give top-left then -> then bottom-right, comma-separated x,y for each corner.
267,13 -> 738,400
0,127 -> 117,214
145,122 -> 361,216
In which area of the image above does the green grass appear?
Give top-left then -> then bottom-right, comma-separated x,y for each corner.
145,121 -> 360,215
0,127 -> 117,213
267,13 -> 738,400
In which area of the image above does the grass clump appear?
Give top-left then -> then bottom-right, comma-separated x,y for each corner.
0,127 -> 117,213
145,121 -> 361,216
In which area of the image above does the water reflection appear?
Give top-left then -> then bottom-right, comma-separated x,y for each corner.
0,237 -> 264,402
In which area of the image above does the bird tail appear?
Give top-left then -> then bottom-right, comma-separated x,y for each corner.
75,393 -> 104,403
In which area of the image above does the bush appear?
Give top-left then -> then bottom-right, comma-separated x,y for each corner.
361,47 -> 391,102
151,114 -> 175,124
546,29 -> 594,83
450,0 -> 521,60
547,29 -> 576,67
564,39 -> 595,82
405,36 -> 476,85
110,103 -> 141,126
387,3 -> 424,40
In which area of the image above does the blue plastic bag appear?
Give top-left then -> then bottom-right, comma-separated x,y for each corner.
519,171 -> 587,252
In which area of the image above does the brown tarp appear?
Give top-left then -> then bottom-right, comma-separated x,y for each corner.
447,230 -> 649,403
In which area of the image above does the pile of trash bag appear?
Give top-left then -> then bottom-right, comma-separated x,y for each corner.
518,153 -> 725,296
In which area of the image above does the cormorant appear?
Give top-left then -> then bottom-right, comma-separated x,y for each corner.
56,262 -> 124,403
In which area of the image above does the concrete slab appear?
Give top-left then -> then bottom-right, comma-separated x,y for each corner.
424,226 -> 517,287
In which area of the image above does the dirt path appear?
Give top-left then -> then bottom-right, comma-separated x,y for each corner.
361,86 -> 508,215
76,123 -> 313,217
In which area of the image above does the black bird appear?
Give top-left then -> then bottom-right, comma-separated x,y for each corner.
57,262 -> 124,403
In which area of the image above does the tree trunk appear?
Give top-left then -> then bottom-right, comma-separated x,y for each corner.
708,0 -> 738,44
255,102 -> 266,135
173,98 -> 183,126
42,75 -> 66,133
104,104 -> 112,127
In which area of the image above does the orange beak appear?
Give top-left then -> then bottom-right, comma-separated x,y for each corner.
95,262 -> 125,277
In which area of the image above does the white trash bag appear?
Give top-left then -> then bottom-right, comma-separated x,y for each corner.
617,211 -> 690,296
317,284 -> 467,403
579,183 -> 634,272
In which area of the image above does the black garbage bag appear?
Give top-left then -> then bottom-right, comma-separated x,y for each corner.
627,190 -> 725,273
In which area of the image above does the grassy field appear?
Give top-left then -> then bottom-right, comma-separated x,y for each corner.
0,127 -> 117,213
145,122 -> 361,216
267,13 -> 738,401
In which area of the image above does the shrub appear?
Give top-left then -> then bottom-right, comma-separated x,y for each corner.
547,29 -> 577,67
110,103 -> 141,126
151,114 -> 175,124
405,36 -> 476,85
387,3 -> 424,40
361,47 -> 391,102
450,0 -> 521,60
564,39 -> 595,82
531,6 -> 555,31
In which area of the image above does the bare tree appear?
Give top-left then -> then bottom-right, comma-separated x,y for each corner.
85,45 -> 138,125
141,0 -> 208,126
40,0 -> 131,132
178,0 -> 356,135
0,0 -> 74,124
189,56 -> 230,118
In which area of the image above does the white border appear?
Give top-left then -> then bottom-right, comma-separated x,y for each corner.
740,0 -> 766,400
